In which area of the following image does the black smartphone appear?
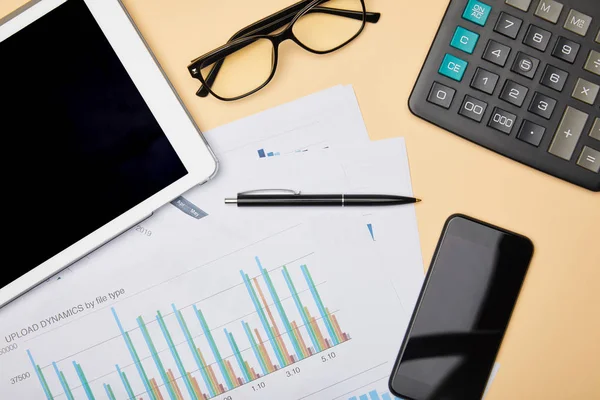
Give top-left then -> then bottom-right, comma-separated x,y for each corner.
389,214 -> 534,400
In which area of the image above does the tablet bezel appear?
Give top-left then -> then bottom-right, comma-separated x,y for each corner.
0,0 -> 218,307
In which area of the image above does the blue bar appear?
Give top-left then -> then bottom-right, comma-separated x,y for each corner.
73,362 -> 95,400
52,362 -> 74,400
369,390 -> 381,400
137,317 -> 177,400
367,223 -> 375,241
171,304 -> 216,398
301,265 -> 339,346
267,152 -> 274,157
349,397 -> 358,400
256,257 -> 304,361
225,329 -> 251,383
111,308 -> 156,400
193,306 -> 234,390
103,384 -> 112,400
156,314 -> 198,400
281,269 -> 321,352
240,271 -> 286,368
242,321 -> 269,375
381,394 -> 392,400
274,152 -> 280,156
257,149 -> 266,158
359,395 -> 369,400
116,365 -> 136,400
27,350 -> 53,400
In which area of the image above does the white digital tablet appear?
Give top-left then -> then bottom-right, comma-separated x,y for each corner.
0,0 -> 218,307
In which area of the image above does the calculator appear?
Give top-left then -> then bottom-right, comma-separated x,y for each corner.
410,0 -> 600,191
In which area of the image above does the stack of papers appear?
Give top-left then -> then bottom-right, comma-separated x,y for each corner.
0,86 -> 426,399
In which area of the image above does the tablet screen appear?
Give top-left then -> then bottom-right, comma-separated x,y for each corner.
1,0 -> 188,284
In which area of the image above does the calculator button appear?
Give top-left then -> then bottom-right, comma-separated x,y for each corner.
427,82 -> 456,109
549,106 -> 588,160
482,40 -> 511,67
500,80 -> 529,107
459,95 -> 488,122
540,65 -> 569,91
597,30 -> 600,43
505,0 -> 532,12
471,68 -> 500,94
577,147 -> 600,173
591,118 -> 600,141
494,13 -> 523,39
552,37 -> 580,64
451,26 -> 480,54
563,9 -> 592,37
488,107 -> 517,134
571,78 -> 599,105
439,54 -> 468,82
463,0 -> 492,26
523,25 -> 552,52
584,50 -> 600,77
534,0 -> 563,24
517,120 -> 546,146
528,92 -> 557,119
511,52 -> 540,79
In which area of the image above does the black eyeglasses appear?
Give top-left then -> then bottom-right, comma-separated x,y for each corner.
187,0 -> 380,101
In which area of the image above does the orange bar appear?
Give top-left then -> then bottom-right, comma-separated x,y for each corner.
327,308 -> 344,343
150,378 -> 165,400
291,321 -> 310,356
305,306 -> 327,349
250,367 -> 259,379
189,373 -> 205,400
224,360 -> 239,388
167,370 -> 184,400
206,364 -> 223,394
254,329 -> 275,373
253,278 -> 294,364
245,362 -> 257,379
197,348 -> 220,394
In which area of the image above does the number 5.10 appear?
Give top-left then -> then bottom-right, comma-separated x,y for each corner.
10,372 -> 31,385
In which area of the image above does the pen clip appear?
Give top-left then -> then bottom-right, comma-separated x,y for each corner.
239,189 -> 301,196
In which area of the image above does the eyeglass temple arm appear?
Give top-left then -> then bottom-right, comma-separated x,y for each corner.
191,5 -> 380,97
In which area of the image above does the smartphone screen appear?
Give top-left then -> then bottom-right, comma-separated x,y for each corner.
389,215 -> 533,400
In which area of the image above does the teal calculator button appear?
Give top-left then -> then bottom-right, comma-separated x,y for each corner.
450,26 -> 480,54
439,54 -> 468,82
462,0 -> 492,26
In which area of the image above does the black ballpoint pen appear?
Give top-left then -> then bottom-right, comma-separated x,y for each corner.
225,190 -> 421,207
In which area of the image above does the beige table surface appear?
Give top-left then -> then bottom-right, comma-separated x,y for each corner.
2,1 -> 599,399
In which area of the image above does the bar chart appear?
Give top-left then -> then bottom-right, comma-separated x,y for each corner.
26,259 -> 350,400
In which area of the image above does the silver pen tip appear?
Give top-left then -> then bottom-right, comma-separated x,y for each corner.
224,198 -> 238,204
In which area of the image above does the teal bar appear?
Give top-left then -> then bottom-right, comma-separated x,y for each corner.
26,350 -> 54,400
116,365 -> 136,400
281,268 -> 321,352
225,328 -> 251,383
301,265 -> 339,345
104,384 -> 116,400
381,394 -> 392,400
111,308 -> 156,400
73,362 -> 95,400
359,395 -> 369,400
242,321 -> 269,375
240,271 -> 286,368
137,316 -> 177,400
256,257 -> 304,361
369,390 -> 381,400
194,306 -> 234,390
156,311 -> 198,400
349,397 -> 358,400
171,304 -> 216,398
52,362 -> 74,400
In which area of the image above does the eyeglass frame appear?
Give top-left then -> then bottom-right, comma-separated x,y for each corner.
187,0 -> 380,101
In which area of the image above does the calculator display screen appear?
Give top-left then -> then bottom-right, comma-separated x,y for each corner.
390,216 -> 533,400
